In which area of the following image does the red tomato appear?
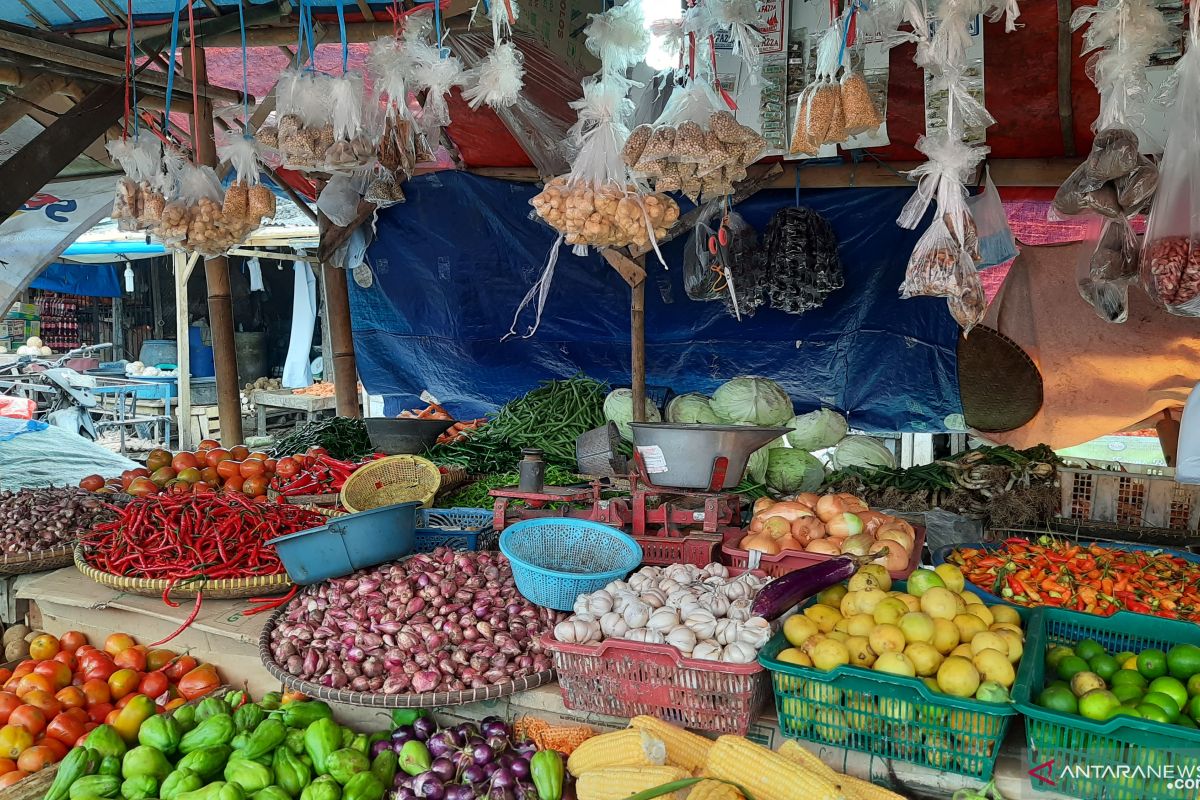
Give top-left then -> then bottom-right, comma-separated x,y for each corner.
33,738 -> 67,761
223,475 -> 245,493
145,650 -> 175,672
305,446 -> 329,458
79,679 -> 110,707
113,649 -> 146,673
86,704 -> 112,724
0,770 -> 29,788
163,656 -> 197,683
0,694 -> 21,725
200,466 -> 220,484
242,476 -> 269,498
51,652 -> 75,671
9,705 -> 46,736
239,459 -> 266,479
205,448 -> 232,468
20,691 -> 60,719
216,460 -> 242,481
171,452 -> 199,472
78,475 -> 105,492
199,438 -> 222,450
53,688 -> 85,711
275,457 -> 301,478
107,670 -> 139,701
33,662 -> 70,691
263,459 -> 278,476
229,445 -> 250,461
80,661 -> 116,684
0,757 -> 15,776
176,665 -> 220,700
16,675 -> 52,698
127,477 -> 158,497
44,714 -> 84,748
138,672 -> 168,701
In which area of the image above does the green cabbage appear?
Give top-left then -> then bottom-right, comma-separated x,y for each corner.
666,393 -> 721,424
745,447 -> 770,484
710,377 -> 793,426
830,435 -> 896,470
785,408 -> 849,451
603,388 -> 661,441
764,448 -> 825,494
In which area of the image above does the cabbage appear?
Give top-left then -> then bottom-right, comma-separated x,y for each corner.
666,393 -> 721,424
710,376 -> 793,426
764,448 -> 825,494
603,388 -> 661,441
745,447 -> 770,483
830,435 -> 897,470
786,408 -> 849,451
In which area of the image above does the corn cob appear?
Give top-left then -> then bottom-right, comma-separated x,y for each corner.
685,780 -> 742,800
575,767 -> 689,800
568,729 -> 668,776
629,717 -> 713,772
838,775 -> 907,800
775,740 -> 839,784
706,736 -> 842,800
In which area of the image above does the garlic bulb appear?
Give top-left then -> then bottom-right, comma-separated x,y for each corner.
648,607 -> 680,632
658,578 -> 683,595
692,641 -> 723,661
720,642 -> 757,663
623,600 -> 651,629
722,579 -> 753,601
703,563 -> 730,579
727,599 -> 752,622
641,566 -> 663,582
612,591 -> 637,614
587,591 -> 615,616
704,592 -> 730,618
663,563 -> 695,583
665,625 -> 697,654
554,618 -> 602,644
641,588 -> 668,609
678,597 -> 704,620
714,618 -> 741,646
684,609 -> 717,640
667,588 -> 696,607
629,573 -> 652,592
573,596 -> 591,616
623,627 -> 651,642
600,611 -> 629,638
605,580 -> 631,594
739,617 -> 771,649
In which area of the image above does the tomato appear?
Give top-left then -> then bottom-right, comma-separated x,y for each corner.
145,449 -> 172,472
199,438 -> 222,450
27,635 -> 58,662
114,692 -> 141,709
34,737 -> 67,760
263,458 -> 278,476
0,770 -> 29,788
33,662 -> 70,691
0,724 -> 32,760
10,663 -> 34,682
0,671 -> 11,688
107,670 -> 139,701
18,744 -> 58,772
20,692 -> 59,720
239,458 -> 266,479
176,467 -> 202,485
242,476 -> 269,498
0,694 -> 20,725
79,678 -> 111,705
0,757 -> 15,776
176,664 -> 220,701
120,468 -> 150,490
44,711 -> 85,748
145,650 -> 175,672
78,475 -> 105,492
223,476 -> 245,493
104,709 -> 119,726
60,708 -> 88,725
9,706 -> 45,737
191,481 -> 213,494
127,477 -> 158,497
80,660 -> 116,685
53,688 -> 85,711
113,649 -> 146,673
85,704 -> 112,724
305,446 -> 329,458
205,448 -> 232,468
164,698 -> 186,712
171,452 -> 199,472
229,445 -> 250,461
103,634 -> 135,657
216,460 -> 242,481
275,457 -> 301,479
51,652 -> 75,671
16,675 -> 51,698
137,672 -> 168,701
163,656 -> 197,682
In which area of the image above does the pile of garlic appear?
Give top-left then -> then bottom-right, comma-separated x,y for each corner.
553,562 -> 772,664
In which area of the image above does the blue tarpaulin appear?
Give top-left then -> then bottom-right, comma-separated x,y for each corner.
30,263 -> 121,298
350,172 -> 963,433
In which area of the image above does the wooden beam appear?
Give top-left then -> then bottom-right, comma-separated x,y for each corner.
318,200 -> 377,263
355,0 -> 376,22
631,278 -> 646,423
0,82 -> 123,221
0,73 -> 70,134
1056,0 -> 1076,158
600,248 -> 646,288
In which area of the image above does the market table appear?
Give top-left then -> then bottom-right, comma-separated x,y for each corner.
249,389 -> 336,436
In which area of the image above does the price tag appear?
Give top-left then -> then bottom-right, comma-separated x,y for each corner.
636,445 -> 669,474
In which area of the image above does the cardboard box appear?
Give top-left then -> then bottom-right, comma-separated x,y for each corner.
7,303 -> 36,318
4,318 -> 39,341
516,0 -> 599,74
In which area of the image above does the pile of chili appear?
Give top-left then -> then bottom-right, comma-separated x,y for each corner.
948,536 -> 1200,621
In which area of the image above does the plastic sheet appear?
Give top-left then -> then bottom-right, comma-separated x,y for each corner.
0,423 -> 137,490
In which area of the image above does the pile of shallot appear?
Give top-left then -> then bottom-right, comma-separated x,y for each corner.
551,563 -> 773,664
267,547 -> 559,695
0,487 -> 113,554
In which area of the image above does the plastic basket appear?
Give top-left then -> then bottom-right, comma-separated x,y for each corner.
1058,465 -> 1200,534
723,525 -> 926,579
267,502 -> 420,585
758,581 -> 1027,781
416,508 -> 492,551
340,455 -> 441,512
543,634 -> 768,735
499,519 -> 642,610
1014,607 -> 1200,800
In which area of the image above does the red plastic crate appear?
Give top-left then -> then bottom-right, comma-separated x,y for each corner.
542,634 -> 769,735
722,525 -> 926,578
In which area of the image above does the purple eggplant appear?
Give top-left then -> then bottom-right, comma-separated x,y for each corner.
751,552 -> 878,620
461,764 -> 487,786
454,723 -> 480,742
413,717 -> 438,742
374,740 -> 395,759
444,786 -> 474,800
480,717 -> 509,739
490,769 -> 515,790
430,757 -> 456,783
486,788 -> 513,800
470,742 -> 494,766
511,741 -> 537,760
427,732 -> 456,759
395,789 -> 418,800
413,773 -> 445,800
485,735 -> 508,755
509,759 -> 530,781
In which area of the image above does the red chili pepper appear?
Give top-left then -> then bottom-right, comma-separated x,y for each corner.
149,591 -> 202,646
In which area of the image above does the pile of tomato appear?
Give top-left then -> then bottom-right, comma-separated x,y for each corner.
0,631 -> 220,787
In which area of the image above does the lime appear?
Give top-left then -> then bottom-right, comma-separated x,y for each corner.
1122,654 -> 1140,670
1113,684 -> 1144,704
1090,654 -> 1120,682
1187,674 -> 1200,697
1168,644 -> 1200,681
1138,649 -> 1168,680
1058,655 -> 1091,682
1188,694 -> 1200,721
1138,703 -> 1172,725
1048,679 -> 1070,691
1046,646 -> 1075,670
1039,684 -> 1079,714
1142,691 -> 1181,719
1079,689 -> 1121,721
1075,639 -> 1106,662
1178,714 -> 1197,729
1115,651 -> 1136,665
1149,676 -> 1189,711
1112,669 -> 1148,690
1115,704 -> 1143,719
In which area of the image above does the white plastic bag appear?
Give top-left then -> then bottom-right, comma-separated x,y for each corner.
106,137 -> 162,231
583,0 -> 650,75
216,135 -> 276,228
462,40 -> 525,110
1077,215 -> 1136,324
966,168 -> 1017,269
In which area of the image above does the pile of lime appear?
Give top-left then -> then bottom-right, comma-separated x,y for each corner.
1037,637 -> 1200,726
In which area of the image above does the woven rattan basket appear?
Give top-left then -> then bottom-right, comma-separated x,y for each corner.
340,455 -> 441,512
258,605 -> 553,707
0,546 -> 76,576
74,545 -> 292,599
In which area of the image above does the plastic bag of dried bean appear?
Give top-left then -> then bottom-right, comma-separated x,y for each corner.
1142,4 -> 1200,316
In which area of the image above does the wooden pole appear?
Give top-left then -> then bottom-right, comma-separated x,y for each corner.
174,251 -> 200,451
631,276 -> 646,424
186,48 -> 244,444
322,263 -> 360,418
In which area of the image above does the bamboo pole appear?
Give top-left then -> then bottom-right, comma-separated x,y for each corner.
631,273 -> 646,424
322,263 -> 361,418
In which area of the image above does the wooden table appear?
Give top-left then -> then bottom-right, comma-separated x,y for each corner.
250,389 -> 337,436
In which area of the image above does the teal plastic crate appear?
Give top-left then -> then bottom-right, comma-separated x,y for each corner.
1014,607 -> 1200,800
415,508 -> 490,551
758,581 -> 1030,781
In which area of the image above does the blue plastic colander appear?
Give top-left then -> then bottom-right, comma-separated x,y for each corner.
500,519 -> 642,610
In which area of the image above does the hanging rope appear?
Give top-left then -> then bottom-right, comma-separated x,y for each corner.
163,0 -> 184,139
336,0 -> 349,72
238,0 -> 251,133
186,0 -> 200,151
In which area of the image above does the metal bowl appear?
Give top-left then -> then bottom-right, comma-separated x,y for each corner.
365,417 -> 455,454
629,423 -> 791,490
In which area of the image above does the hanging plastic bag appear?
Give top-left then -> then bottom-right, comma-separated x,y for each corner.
182,164 -> 236,255
267,68 -> 335,170
217,135 -> 276,231
583,0 -> 650,76
1077,215 -> 1136,323
106,136 -> 162,232
790,24 -> 843,154
965,168 -> 1017,269
684,204 -> 759,313
462,40 -> 525,110
900,215 -> 986,332
759,207 -> 844,315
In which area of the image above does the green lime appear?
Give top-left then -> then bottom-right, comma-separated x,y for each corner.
1142,691 -> 1181,719
1089,654 -> 1120,682
1075,639 -> 1106,662
1115,704 -> 1143,718
1058,655 -> 1091,682
1149,676 -> 1189,711
1168,644 -> 1200,681
1138,703 -> 1172,725
1179,714 -> 1198,729
1048,679 -> 1070,691
1112,669 -> 1148,690
1079,689 -> 1121,721
1115,651 -> 1136,665
1187,674 -> 1200,697
1138,649 -> 1168,680
1046,646 -> 1075,670
1188,694 -> 1200,721
1113,684 -> 1144,704
1039,684 -> 1079,714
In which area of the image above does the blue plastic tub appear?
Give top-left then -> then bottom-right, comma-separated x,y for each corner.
268,501 -> 420,584
415,508 -> 491,552
500,518 -> 642,610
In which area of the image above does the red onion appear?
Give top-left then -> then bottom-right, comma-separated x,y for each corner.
412,670 -> 440,692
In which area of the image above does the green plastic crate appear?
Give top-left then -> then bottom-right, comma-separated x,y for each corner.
758,586 -> 1029,781
1014,607 -> 1200,800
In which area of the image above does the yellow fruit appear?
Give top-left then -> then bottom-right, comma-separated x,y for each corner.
934,564 -> 965,594
846,614 -> 876,637
812,708 -> 848,743
898,612 -> 935,645
1122,655 -> 1138,670
920,587 -> 963,620
802,681 -> 842,704
816,585 -> 847,608
801,633 -> 827,656
872,598 -> 909,626
843,588 -> 888,616
937,656 -> 981,698
845,636 -> 876,668
960,590 -> 981,606
878,697 -> 915,721
973,649 -> 1015,688
874,651 -> 916,678
849,566 -> 892,593
843,695 -> 880,733
989,622 -> 1024,637
990,605 -> 1021,626
953,613 -> 988,643
776,648 -> 812,667
905,642 -> 944,677
810,638 -> 851,671
783,615 -> 820,647
924,733 -> 956,768
950,643 -> 974,659
896,594 -> 921,613
804,604 -> 843,633
868,624 -> 906,655
994,629 -> 1024,664
922,677 -> 942,693
826,631 -> 849,643
833,617 -> 851,633
931,618 -> 961,655
970,632 -> 1009,657
965,604 -> 994,627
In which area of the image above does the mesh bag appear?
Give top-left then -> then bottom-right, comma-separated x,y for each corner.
757,207 -> 844,314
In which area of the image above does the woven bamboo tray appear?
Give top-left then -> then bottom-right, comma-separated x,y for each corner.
266,488 -> 341,506
258,605 -> 554,707
0,546 -> 76,576
74,545 -> 292,599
